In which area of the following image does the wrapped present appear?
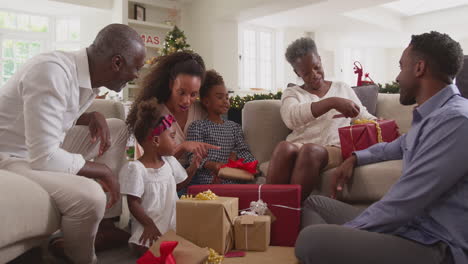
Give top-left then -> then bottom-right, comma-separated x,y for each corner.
339,119 -> 400,159
141,230 -> 209,264
187,184 -> 301,247
176,195 -> 238,255
137,241 -> 177,264
218,167 -> 254,181
218,159 -> 258,181
234,215 -> 270,251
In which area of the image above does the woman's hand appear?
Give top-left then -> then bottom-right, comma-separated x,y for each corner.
182,141 -> 220,158
330,97 -> 360,118
139,222 -> 161,247
204,161 -> 224,175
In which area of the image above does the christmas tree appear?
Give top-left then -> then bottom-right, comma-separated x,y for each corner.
160,26 -> 191,56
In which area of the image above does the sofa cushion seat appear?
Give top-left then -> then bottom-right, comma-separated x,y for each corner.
0,170 -> 60,249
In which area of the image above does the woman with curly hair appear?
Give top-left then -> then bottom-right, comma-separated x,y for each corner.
127,51 -> 219,166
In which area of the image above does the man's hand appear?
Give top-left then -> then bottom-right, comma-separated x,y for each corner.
139,222 -> 161,247
88,112 -> 111,156
97,171 -> 121,209
183,141 -> 220,158
79,161 -> 120,209
77,112 -> 110,156
330,97 -> 360,118
330,154 -> 358,199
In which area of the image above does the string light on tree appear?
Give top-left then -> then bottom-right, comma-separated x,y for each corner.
160,26 -> 191,56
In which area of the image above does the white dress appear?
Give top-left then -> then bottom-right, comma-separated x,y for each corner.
119,156 -> 187,247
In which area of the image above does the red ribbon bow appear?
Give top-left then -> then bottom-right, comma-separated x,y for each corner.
136,241 -> 178,264
220,158 -> 258,174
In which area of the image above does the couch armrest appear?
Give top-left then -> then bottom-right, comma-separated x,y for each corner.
319,160 -> 402,203
242,100 -> 290,164
86,99 -> 126,121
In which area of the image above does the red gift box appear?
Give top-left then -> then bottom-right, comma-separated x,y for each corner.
187,184 -> 301,247
339,119 -> 400,159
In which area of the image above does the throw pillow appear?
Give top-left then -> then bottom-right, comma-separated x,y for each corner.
352,84 -> 379,116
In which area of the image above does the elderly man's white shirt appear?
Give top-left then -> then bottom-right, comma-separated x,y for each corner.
0,49 -> 99,173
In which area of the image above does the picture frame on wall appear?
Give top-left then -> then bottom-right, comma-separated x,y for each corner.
134,4 -> 146,21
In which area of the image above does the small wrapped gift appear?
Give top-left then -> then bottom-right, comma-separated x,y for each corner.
187,184 -> 301,247
176,193 -> 238,255
339,119 -> 400,159
234,215 -> 271,251
140,230 -> 209,264
218,159 -> 258,181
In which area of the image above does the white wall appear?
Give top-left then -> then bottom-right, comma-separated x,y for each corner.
181,0 -> 239,90
80,10 -> 113,48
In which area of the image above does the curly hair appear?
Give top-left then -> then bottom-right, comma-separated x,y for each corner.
410,31 -> 464,80
285,37 -> 318,65
200,69 -> 224,98
132,98 -> 164,145
126,51 -> 205,134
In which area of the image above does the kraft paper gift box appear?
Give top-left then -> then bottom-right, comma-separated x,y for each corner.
234,215 -> 270,252
176,196 -> 238,255
339,119 -> 400,159
218,167 -> 254,181
187,184 -> 301,247
141,230 -> 209,264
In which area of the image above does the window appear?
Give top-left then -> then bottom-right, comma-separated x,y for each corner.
0,10 -> 80,86
0,11 -> 49,32
1,39 -> 42,84
0,11 -> 50,86
54,18 -> 80,51
239,26 -> 275,91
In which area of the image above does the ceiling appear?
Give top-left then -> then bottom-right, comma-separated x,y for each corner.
247,0 -> 468,41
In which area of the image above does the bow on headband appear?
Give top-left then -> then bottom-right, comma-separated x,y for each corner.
149,115 -> 176,139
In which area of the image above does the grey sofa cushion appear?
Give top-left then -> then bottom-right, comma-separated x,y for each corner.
352,84 -> 379,116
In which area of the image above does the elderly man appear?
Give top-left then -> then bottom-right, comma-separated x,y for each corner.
0,24 -> 145,263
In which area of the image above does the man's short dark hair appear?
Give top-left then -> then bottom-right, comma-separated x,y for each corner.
410,31 -> 464,80
285,37 -> 318,65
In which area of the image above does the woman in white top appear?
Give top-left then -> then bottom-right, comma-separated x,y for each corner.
266,38 -> 375,200
120,99 -> 200,255
126,51 -> 220,167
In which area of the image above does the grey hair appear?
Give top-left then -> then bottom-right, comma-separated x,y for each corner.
285,37 -> 318,65
90,24 -> 144,61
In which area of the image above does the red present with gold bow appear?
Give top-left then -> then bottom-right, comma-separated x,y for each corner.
218,159 -> 258,181
339,119 -> 400,160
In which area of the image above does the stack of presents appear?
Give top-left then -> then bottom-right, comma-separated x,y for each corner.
137,184 -> 301,264
137,119 -> 400,264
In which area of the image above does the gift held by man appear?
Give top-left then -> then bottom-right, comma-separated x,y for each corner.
339,119 -> 400,159
187,184 -> 301,247
176,195 -> 238,255
234,215 -> 271,251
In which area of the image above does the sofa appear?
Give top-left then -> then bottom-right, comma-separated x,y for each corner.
0,99 -> 126,263
242,93 -> 414,206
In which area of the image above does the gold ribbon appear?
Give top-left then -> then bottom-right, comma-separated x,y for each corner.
205,248 -> 224,264
352,119 -> 383,143
181,190 -> 218,200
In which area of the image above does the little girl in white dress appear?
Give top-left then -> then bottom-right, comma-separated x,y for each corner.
119,99 -> 200,255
